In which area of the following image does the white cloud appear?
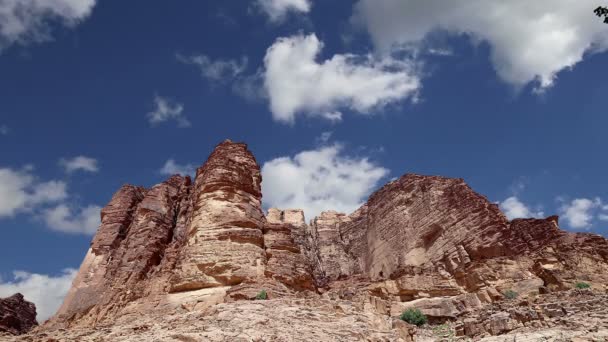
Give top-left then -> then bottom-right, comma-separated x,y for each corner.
263,33 -> 420,123
59,156 -> 99,173
0,0 -> 96,50
0,125 -> 8,135
255,0 -> 311,22
499,196 -> 544,220
599,214 -> 608,222
29,180 -> 68,205
177,53 -> 248,83
0,166 -> 101,234
42,204 -> 101,234
315,131 -> 333,144
147,95 -> 190,128
0,168 -> 67,217
261,144 -> 389,221
559,197 -> 602,229
353,0 -> 608,90
0,268 -> 77,322
160,159 -> 196,177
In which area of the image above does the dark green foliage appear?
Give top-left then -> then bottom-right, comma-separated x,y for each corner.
400,308 -> 428,326
504,290 -> 518,300
594,6 -> 608,23
255,290 -> 268,300
575,282 -> 591,289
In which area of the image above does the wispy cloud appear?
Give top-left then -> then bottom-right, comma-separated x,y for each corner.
254,0 -> 311,22
59,156 -> 99,174
177,53 -> 248,83
146,95 -> 190,128
0,0 -> 96,51
159,159 -> 196,177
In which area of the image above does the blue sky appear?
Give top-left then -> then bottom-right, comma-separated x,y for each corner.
1,0 -> 608,320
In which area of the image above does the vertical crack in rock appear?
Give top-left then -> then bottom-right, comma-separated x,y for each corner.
52,176 -> 191,325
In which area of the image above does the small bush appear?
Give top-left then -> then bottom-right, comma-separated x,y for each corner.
503,290 -> 518,300
575,282 -> 591,289
255,290 -> 268,300
400,308 -> 428,326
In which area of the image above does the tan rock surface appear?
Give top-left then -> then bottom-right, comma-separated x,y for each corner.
19,140 -> 608,340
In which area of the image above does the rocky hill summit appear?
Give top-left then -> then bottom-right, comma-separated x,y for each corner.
8,140 -> 608,341
0,294 -> 37,336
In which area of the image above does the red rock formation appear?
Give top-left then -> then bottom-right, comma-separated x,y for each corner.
0,294 -> 37,335
170,140 -> 266,292
54,176 -> 191,323
46,140 -> 608,340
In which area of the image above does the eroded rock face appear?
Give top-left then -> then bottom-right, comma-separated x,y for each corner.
44,140 -> 608,340
0,294 -> 37,335
170,140 -> 266,292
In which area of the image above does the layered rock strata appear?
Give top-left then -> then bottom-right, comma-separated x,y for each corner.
44,139 -> 608,340
0,294 -> 37,335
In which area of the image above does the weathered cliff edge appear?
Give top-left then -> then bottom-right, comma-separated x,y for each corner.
16,140 -> 608,341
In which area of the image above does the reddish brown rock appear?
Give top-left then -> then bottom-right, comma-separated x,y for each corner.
0,294 -> 37,335
40,140 -> 608,341
170,140 -> 266,292
263,209 -> 316,292
53,176 -> 191,324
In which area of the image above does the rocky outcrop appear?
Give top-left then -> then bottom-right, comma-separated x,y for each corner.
0,294 -> 37,335
37,139 -> 608,340
170,141 -> 266,292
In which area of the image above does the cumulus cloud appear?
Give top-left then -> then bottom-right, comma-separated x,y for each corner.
263,33 -> 420,123
352,0 -> 608,90
261,144 -> 389,221
42,204 -> 101,234
0,167 -> 67,217
147,95 -> 190,128
177,53 -> 248,83
59,156 -> 99,173
0,0 -> 96,50
0,268 -> 77,322
160,159 -> 196,177
255,0 -> 311,22
499,196 -> 544,220
559,197 -> 602,229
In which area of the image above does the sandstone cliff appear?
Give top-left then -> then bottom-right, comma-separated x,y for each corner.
31,140 -> 608,340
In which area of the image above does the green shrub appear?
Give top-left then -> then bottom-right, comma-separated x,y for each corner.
255,290 -> 268,300
575,282 -> 591,289
503,290 -> 518,300
400,308 -> 428,326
